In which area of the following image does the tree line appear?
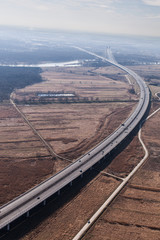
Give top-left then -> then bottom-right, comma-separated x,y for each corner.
0,67 -> 43,102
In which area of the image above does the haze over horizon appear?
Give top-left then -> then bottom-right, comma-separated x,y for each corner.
0,0 -> 160,37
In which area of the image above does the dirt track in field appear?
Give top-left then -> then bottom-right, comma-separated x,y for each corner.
0,66 -> 137,206
0,101 -> 135,206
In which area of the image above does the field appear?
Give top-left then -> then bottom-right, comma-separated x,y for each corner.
12,131 -> 143,240
1,64 -> 160,240
130,64 -> 160,99
9,102 -> 160,240
0,65 -> 136,206
19,102 -> 135,160
84,102 -> 160,240
0,104 -> 53,205
13,65 -> 138,103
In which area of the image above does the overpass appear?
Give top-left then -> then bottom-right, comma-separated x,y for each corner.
0,48 -> 150,231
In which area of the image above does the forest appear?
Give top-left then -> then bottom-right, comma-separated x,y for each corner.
0,67 -> 43,101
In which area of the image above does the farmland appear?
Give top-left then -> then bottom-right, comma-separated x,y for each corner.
1,64 -> 160,240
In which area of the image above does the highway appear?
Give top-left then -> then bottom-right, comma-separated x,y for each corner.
0,48 -> 150,231
106,46 -> 118,64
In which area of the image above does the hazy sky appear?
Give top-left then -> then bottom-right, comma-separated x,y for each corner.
0,0 -> 160,36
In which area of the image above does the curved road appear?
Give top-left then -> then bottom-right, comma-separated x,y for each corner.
0,48 -> 150,231
155,92 -> 160,100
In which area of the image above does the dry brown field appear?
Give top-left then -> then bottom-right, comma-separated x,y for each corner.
0,102 -> 135,206
19,102 -> 135,160
13,66 -> 138,102
130,64 -> 160,100
130,64 -> 160,77
14,130 -> 143,240
0,66 -> 136,206
0,104 -> 53,205
84,102 -> 160,240
1,65 -> 160,240
149,85 -> 160,98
